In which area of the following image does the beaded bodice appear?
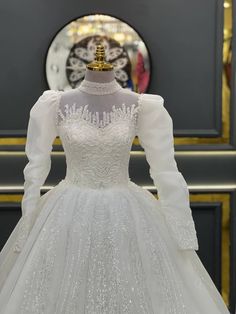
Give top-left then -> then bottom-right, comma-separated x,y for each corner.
56,80 -> 142,189
13,81 -> 199,255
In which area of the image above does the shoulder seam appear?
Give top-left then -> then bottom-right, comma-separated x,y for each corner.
140,93 -> 164,107
142,93 -> 164,103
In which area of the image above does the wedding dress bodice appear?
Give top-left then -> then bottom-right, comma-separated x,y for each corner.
57,87 -> 141,189
14,79 -> 199,253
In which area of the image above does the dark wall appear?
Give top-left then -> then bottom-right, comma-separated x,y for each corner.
0,0 -> 231,139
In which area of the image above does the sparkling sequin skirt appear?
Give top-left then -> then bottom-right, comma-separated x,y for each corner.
0,180 -> 230,313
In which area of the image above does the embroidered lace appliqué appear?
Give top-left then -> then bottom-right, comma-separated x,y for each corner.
56,102 -> 140,130
55,94 -> 143,189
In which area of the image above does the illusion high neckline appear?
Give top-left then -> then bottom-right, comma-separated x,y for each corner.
78,79 -> 122,95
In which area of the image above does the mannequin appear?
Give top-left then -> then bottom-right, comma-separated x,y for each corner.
58,44 -> 139,126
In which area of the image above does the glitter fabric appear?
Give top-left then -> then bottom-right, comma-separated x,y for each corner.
0,83 -> 230,313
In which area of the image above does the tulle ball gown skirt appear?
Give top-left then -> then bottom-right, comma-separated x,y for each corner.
0,179 -> 230,314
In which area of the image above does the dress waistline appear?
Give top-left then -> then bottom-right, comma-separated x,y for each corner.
58,177 -> 134,190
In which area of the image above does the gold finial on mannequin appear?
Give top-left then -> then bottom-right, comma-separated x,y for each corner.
87,44 -> 113,71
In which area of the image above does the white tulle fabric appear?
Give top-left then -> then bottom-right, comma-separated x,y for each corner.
0,87 -> 230,313
14,89 -> 198,253
136,94 -> 198,250
13,91 -> 59,253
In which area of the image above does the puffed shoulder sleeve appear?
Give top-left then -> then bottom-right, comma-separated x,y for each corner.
136,94 -> 199,251
13,90 -> 60,253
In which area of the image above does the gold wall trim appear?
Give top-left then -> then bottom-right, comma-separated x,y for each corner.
0,194 -> 22,202
0,137 -> 61,146
0,150 -> 236,157
190,193 -> 230,306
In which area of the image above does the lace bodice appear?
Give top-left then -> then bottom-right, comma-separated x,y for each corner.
14,81 -> 199,253
56,79 -> 142,189
57,100 -> 141,189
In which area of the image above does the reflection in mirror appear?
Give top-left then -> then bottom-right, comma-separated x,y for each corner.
45,14 -> 151,93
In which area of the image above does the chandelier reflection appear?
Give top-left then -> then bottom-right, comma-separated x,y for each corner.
46,14 -> 151,93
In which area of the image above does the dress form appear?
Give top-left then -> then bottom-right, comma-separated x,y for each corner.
59,46 -> 139,122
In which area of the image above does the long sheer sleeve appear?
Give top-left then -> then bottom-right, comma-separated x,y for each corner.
13,90 -> 60,253
136,94 -> 199,250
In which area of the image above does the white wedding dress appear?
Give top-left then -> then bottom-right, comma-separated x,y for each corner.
0,79 -> 230,313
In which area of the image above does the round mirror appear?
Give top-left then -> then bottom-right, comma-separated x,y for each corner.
45,14 -> 151,93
